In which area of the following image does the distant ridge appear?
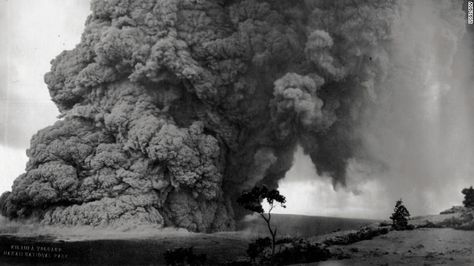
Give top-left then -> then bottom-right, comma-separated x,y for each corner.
237,213 -> 380,237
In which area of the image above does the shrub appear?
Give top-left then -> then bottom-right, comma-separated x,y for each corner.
323,226 -> 391,246
272,240 -> 331,265
246,237 -> 330,265
462,186 -> 474,208
390,199 -> 410,230
247,237 -> 272,263
164,247 -> 207,266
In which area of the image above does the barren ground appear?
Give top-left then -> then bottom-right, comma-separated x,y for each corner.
311,228 -> 474,266
1,213 -> 473,265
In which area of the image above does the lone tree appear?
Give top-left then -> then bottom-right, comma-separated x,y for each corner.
237,185 -> 286,257
390,199 -> 410,230
462,186 -> 474,208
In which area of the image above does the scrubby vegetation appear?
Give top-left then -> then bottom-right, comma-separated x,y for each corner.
272,239 -> 331,265
246,237 -> 272,263
164,247 -> 207,266
323,225 -> 391,246
244,237 -> 330,265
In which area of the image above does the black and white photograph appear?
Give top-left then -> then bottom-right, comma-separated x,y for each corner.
0,0 -> 473,265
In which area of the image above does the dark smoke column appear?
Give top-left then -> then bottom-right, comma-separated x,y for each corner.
0,0 -> 398,232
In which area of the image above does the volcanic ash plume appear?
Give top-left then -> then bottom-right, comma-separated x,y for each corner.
0,0 -> 445,231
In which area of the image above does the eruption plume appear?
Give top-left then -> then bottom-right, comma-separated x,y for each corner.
0,0 -> 469,231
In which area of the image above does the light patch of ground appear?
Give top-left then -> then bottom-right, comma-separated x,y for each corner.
313,228 -> 474,266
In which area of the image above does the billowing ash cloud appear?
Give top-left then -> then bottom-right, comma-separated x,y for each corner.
1,0 -> 453,232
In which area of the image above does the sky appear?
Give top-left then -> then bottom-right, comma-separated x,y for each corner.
0,0 -> 91,192
0,0 -> 471,220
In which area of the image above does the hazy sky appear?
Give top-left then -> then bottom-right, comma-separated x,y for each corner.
0,0 -> 471,220
0,0 -> 90,192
